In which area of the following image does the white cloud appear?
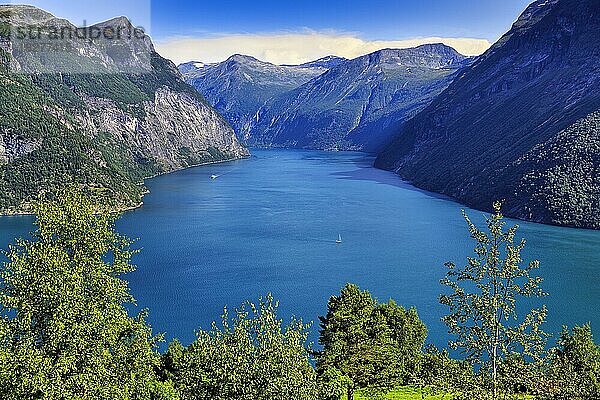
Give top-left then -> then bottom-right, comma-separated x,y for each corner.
155,31 -> 491,66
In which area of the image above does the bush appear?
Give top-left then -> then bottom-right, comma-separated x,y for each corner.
160,295 -> 319,400
0,189 -> 171,399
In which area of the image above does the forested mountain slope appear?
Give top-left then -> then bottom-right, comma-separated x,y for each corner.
376,0 -> 600,228
0,6 -> 247,212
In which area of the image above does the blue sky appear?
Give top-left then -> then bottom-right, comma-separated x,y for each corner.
7,0 -> 533,64
152,0 -> 531,42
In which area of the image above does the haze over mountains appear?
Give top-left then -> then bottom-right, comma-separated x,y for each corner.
181,44 -> 470,152
0,5 -> 247,212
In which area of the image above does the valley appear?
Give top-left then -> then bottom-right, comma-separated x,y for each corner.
181,0 -> 600,229
0,0 -> 598,397
181,45 -> 470,153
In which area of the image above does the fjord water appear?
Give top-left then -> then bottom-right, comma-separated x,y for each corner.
0,149 -> 598,348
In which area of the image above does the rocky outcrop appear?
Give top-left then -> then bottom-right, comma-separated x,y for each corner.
76,87 -> 246,172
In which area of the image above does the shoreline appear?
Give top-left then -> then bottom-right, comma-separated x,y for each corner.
0,154 -> 251,217
2,147 -> 598,233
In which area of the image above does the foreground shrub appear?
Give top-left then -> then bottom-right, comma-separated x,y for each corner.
0,189 -> 172,399
160,294 -> 319,400
540,325 -> 600,399
413,345 -> 472,398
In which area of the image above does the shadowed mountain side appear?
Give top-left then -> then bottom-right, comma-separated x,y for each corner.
376,0 -> 600,229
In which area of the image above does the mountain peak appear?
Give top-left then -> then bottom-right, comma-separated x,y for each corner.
178,61 -> 209,74
513,0 -> 560,29
226,54 -> 263,64
294,56 -> 348,70
0,4 -> 67,26
378,44 -> 462,57
0,4 -> 54,18
414,43 -> 454,51
359,45 -> 467,69
91,15 -> 135,30
490,0 -> 561,52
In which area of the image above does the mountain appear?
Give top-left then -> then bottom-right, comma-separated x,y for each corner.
249,45 -> 470,152
178,61 -> 212,75
285,55 -> 348,70
375,0 -> 600,229
180,55 -> 328,139
0,6 -> 248,213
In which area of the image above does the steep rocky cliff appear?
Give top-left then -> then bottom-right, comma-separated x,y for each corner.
0,6 -> 247,212
376,0 -> 600,228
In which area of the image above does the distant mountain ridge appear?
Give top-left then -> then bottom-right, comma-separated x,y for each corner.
283,55 -> 348,70
181,44 -> 470,152
0,5 -> 248,212
249,44 -> 471,151
376,0 -> 600,229
180,54 -> 327,140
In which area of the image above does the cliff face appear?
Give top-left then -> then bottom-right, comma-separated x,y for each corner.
376,0 -> 600,228
0,6 -> 247,212
75,86 -> 245,171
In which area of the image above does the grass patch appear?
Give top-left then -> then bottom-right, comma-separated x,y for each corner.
348,387 -> 451,400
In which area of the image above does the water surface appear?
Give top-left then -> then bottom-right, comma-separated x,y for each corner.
1,149 -> 598,348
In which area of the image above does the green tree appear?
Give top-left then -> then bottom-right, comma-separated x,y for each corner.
414,345 -> 472,399
0,189 -> 174,399
317,284 -> 427,399
161,294 -> 319,400
541,325 -> 600,399
440,202 -> 548,399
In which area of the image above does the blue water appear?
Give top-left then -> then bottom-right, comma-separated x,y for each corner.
1,149 -> 599,349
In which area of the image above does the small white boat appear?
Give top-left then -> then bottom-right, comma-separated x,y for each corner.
210,175 -> 219,180
336,234 -> 342,244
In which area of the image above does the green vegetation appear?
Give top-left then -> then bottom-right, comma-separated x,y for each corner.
440,201 -> 548,399
542,325 -> 600,399
512,110 -> 600,229
350,387 -> 448,400
0,190 -> 174,399
0,23 -> 235,214
317,284 -> 427,400
0,50 -> 148,212
0,71 -> 147,212
0,191 -> 598,400
160,295 -> 319,400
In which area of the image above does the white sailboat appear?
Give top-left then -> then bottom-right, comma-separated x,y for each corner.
336,234 -> 342,244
